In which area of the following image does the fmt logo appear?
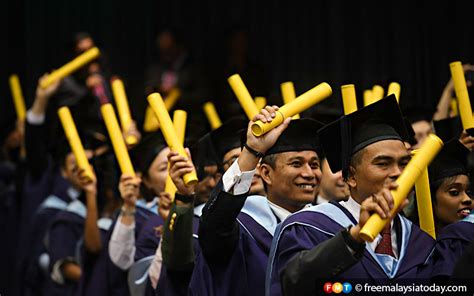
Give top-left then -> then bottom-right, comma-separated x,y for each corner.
323,282 -> 352,294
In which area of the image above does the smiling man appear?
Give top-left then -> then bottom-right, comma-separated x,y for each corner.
267,95 -> 436,296
190,108 -> 323,295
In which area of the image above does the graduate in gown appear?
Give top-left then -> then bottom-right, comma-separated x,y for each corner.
153,128 -> 220,295
41,140 -> 106,296
422,139 -> 474,280
267,95 -> 436,296
105,133 -> 169,295
191,109 -> 324,296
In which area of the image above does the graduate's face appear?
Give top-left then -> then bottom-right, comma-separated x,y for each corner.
143,148 -> 170,196
412,120 -> 432,149
261,150 -> 321,212
75,37 -> 94,54
62,150 -> 94,190
319,158 -> 350,202
434,175 -> 472,228
348,140 -> 411,203
195,165 -> 220,204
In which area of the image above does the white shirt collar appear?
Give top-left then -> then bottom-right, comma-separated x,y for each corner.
339,196 -> 361,222
267,200 -> 292,222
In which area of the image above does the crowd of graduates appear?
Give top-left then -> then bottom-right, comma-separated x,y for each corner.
1,28 -> 474,296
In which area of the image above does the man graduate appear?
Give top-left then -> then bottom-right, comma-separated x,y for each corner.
190,106 -> 323,295
267,95 -> 436,295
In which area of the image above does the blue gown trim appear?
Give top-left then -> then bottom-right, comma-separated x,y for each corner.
240,195 -> 278,236
127,255 -> 155,296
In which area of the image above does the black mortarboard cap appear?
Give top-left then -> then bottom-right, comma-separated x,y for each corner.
264,118 -> 324,157
130,132 -> 168,174
209,117 -> 248,162
403,105 -> 435,124
433,116 -> 463,143
318,94 -> 409,177
428,139 -> 469,183
403,117 -> 418,146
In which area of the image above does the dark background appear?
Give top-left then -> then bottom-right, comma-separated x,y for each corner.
3,0 -> 474,123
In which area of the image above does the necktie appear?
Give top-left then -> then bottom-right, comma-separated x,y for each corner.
374,223 -> 395,257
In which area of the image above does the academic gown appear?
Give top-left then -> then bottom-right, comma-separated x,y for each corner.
80,201 -> 158,296
74,217 -> 113,296
22,182 -> 74,296
42,200 -> 87,296
125,201 -> 163,296
430,214 -> 474,279
267,201 -> 435,296
189,181 -> 278,296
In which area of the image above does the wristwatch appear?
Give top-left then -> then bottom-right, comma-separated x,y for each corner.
244,143 -> 265,158
175,193 -> 196,204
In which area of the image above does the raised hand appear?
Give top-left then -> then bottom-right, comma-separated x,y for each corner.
118,174 -> 142,209
158,192 -> 172,221
167,148 -> 196,196
77,166 -> 97,196
245,105 -> 291,155
350,183 -> 409,243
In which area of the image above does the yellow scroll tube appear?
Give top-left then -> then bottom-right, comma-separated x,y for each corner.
101,104 -> 135,176
412,149 -> 436,239
9,75 -> 26,121
147,93 -> 198,185
251,82 -> 332,136
40,47 -> 100,89
450,61 -> 474,131
143,88 -> 181,132
228,74 -> 260,120
359,134 -> 443,242
255,97 -> 267,110
165,110 -> 188,200
111,78 -> 137,146
363,90 -> 375,107
280,82 -> 301,119
143,106 -> 160,132
164,88 -> 181,111
173,110 -> 187,144
203,102 -> 222,130
341,84 -> 358,115
387,82 -> 401,102
372,85 -> 385,102
57,107 -> 94,181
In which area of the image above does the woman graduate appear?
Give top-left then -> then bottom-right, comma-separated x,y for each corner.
425,139 -> 474,280
81,133 -> 168,296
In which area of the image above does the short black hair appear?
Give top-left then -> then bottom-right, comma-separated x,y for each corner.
260,154 -> 280,192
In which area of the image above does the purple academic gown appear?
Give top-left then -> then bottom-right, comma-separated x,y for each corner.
42,199 -> 87,296
22,186 -> 75,296
74,217 -> 113,296
267,201 -> 436,296
430,214 -> 474,279
77,202 -> 158,296
189,195 -> 278,296
127,201 -> 166,296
